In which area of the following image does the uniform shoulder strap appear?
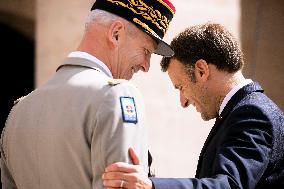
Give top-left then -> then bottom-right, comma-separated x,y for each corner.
13,96 -> 27,105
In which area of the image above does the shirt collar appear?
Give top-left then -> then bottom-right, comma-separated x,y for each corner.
68,51 -> 113,78
219,79 -> 253,115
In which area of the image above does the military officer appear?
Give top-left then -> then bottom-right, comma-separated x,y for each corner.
0,0 -> 176,188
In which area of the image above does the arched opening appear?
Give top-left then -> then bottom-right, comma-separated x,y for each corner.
0,19 -> 34,129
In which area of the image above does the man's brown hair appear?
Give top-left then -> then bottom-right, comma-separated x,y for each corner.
161,23 -> 244,75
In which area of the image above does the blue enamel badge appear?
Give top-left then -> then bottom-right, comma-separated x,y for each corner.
120,97 -> 138,123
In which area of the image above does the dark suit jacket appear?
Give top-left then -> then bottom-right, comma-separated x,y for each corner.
151,82 -> 284,189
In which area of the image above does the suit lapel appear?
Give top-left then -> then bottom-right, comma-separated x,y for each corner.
195,82 -> 264,177
195,116 -> 223,177
220,82 -> 264,119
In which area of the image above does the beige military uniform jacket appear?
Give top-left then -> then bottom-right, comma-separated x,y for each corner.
0,54 -> 149,189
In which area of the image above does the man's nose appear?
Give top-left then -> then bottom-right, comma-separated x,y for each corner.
180,93 -> 189,108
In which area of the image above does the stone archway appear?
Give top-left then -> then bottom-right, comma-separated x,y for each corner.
0,8 -> 35,130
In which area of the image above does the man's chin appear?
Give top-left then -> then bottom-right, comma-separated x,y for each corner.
126,74 -> 133,80
127,72 -> 136,80
200,112 -> 215,121
119,73 -> 133,80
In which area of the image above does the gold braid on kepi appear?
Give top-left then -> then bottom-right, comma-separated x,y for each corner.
91,0 -> 176,57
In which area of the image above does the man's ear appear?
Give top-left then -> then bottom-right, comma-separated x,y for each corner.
107,20 -> 125,47
195,59 -> 209,82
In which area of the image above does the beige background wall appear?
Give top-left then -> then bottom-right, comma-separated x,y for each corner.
0,0 -> 35,39
241,0 -> 284,111
0,0 -> 35,130
1,0 -> 283,178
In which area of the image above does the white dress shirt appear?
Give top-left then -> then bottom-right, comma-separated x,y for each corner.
68,51 -> 113,78
219,79 -> 253,116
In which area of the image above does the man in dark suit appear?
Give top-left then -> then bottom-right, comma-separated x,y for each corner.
102,23 -> 284,189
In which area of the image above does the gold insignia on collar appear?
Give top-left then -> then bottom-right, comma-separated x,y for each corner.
108,79 -> 127,86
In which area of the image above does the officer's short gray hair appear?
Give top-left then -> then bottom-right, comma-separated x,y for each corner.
86,9 -> 118,28
85,9 -> 137,37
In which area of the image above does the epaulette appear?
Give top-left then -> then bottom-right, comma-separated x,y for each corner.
108,79 -> 127,86
13,96 -> 26,105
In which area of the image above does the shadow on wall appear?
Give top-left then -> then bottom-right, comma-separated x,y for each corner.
0,15 -> 34,130
241,0 -> 284,111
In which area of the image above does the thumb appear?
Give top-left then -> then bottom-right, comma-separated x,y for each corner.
128,147 -> 140,165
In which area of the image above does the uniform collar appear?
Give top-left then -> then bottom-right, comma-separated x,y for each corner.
219,79 -> 253,116
64,51 -> 113,78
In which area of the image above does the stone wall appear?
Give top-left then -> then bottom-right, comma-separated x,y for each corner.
241,0 -> 284,111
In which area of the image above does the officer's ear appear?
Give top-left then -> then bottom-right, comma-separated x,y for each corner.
194,59 -> 209,82
107,20 -> 126,47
